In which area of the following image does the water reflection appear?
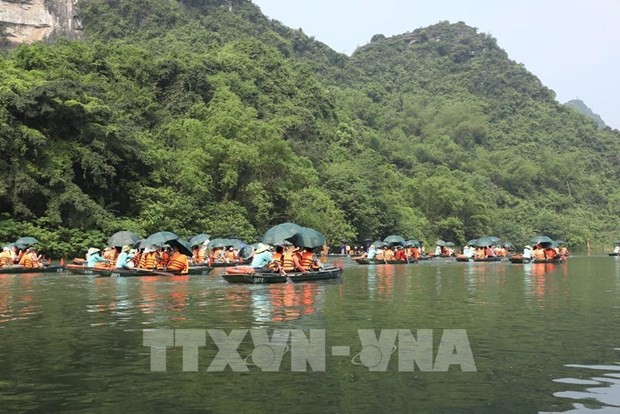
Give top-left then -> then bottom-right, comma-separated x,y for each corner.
541,349 -> 620,413
251,283 -> 324,323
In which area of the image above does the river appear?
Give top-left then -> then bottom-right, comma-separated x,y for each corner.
0,256 -> 619,413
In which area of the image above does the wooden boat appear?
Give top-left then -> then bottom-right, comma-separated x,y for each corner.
0,264 -> 64,274
609,253 -> 619,256
65,264 -> 98,275
473,256 -> 502,262
209,258 -> 251,267
222,265 -> 343,284
455,255 -> 473,262
354,258 -> 417,265
508,255 -> 531,264
91,265 -> 212,277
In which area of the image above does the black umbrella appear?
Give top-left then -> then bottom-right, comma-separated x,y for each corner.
383,235 -> 406,246
262,223 -> 301,245
167,238 -> 192,257
189,233 -> 210,247
107,231 -> 140,247
14,237 -> 39,246
133,239 -> 150,250
145,231 -> 179,247
285,227 -> 326,249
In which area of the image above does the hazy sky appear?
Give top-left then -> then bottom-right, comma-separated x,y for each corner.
252,0 -> 619,130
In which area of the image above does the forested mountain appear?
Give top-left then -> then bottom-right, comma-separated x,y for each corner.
564,99 -> 606,129
1,0 -> 618,257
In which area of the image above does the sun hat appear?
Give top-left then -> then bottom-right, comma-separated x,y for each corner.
87,247 -> 100,256
122,245 -> 131,253
524,245 -> 532,249
255,243 -> 272,254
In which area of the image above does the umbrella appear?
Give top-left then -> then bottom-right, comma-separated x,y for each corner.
531,235 -> 554,244
502,241 -> 514,248
435,240 -> 446,246
167,238 -> 193,257
466,239 -> 478,246
262,223 -> 301,245
383,235 -> 406,246
615,241 -> 620,245
14,237 -> 39,246
474,237 -> 499,247
227,239 -> 246,249
189,233 -> 211,247
239,245 -> 256,260
107,231 -> 140,247
208,238 -> 232,249
145,231 -> 179,247
285,227 -> 326,249
371,240 -> 387,248
445,242 -> 455,247
133,239 -> 150,250
405,239 -> 420,247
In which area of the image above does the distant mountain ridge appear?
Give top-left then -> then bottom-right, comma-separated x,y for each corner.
564,99 -> 606,129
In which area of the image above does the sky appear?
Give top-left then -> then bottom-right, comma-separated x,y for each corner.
252,0 -> 620,130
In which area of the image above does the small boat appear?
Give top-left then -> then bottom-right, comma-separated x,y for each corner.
609,253 -> 619,257
187,265 -> 213,275
0,264 -> 64,274
473,256 -> 502,262
508,255 -> 531,264
65,264 -> 98,275
455,255 -> 473,262
91,267 -> 206,277
354,258 -> 417,265
222,266 -> 343,284
209,258 -> 251,267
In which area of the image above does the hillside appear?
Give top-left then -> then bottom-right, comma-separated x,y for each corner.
0,0 -> 619,256
564,99 -> 606,129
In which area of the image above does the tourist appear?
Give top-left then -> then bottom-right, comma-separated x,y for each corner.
166,244 -> 189,274
115,245 -> 135,269
251,243 -> 274,269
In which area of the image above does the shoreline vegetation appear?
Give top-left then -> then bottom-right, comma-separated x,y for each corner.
1,1 -> 619,258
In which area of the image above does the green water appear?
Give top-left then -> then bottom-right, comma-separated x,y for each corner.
0,256 -> 619,413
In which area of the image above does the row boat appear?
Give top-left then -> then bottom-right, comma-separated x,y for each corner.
354,258 -> 417,265
223,265 -> 343,284
68,265 -> 214,277
0,265 -> 64,274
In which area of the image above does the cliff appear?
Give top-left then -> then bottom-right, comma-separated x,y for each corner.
0,0 -> 82,45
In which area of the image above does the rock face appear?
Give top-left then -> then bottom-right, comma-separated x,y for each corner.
0,0 -> 82,45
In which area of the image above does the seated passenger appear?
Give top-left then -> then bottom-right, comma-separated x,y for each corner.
166,245 -> 189,274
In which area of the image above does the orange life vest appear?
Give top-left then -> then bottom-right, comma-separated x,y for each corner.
300,251 -> 317,270
0,251 -> 11,266
140,252 -> 158,269
281,252 -> 296,272
167,252 -> 188,274
21,253 -> 34,268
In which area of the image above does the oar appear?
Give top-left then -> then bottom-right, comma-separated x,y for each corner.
277,263 -> 294,284
148,269 -> 176,277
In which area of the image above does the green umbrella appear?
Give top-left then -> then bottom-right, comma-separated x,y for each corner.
145,231 -> 180,247
208,238 -> 232,249
285,227 -> 326,249
189,233 -> 211,247
531,235 -> 554,244
405,239 -> 420,247
107,231 -> 140,247
14,237 -> 39,246
435,240 -> 446,246
262,223 -> 301,245
383,235 -> 406,246
466,239 -> 478,246
167,238 -> 193,257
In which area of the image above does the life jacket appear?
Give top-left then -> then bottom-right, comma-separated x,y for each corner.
411,247 -> 420,260
133,252 -> 142,268
225,250 -> 236,261
300,251 -> 318,270
167,252 -> 188,274
545,248 -> 556,259
0,251 -> 11,266
193,248 -> 205,263
159,251 -> 171,268
281,251 -> 296,272
533,249 -> 545,260
22,254 -> 34,268
140,252 -> 158,269
269,252 -> 282,270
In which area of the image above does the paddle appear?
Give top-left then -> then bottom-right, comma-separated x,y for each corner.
277,262 -> 294,284
148,269 -> 176,277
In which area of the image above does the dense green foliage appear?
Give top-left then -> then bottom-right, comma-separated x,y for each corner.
1,0 -> 619,257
